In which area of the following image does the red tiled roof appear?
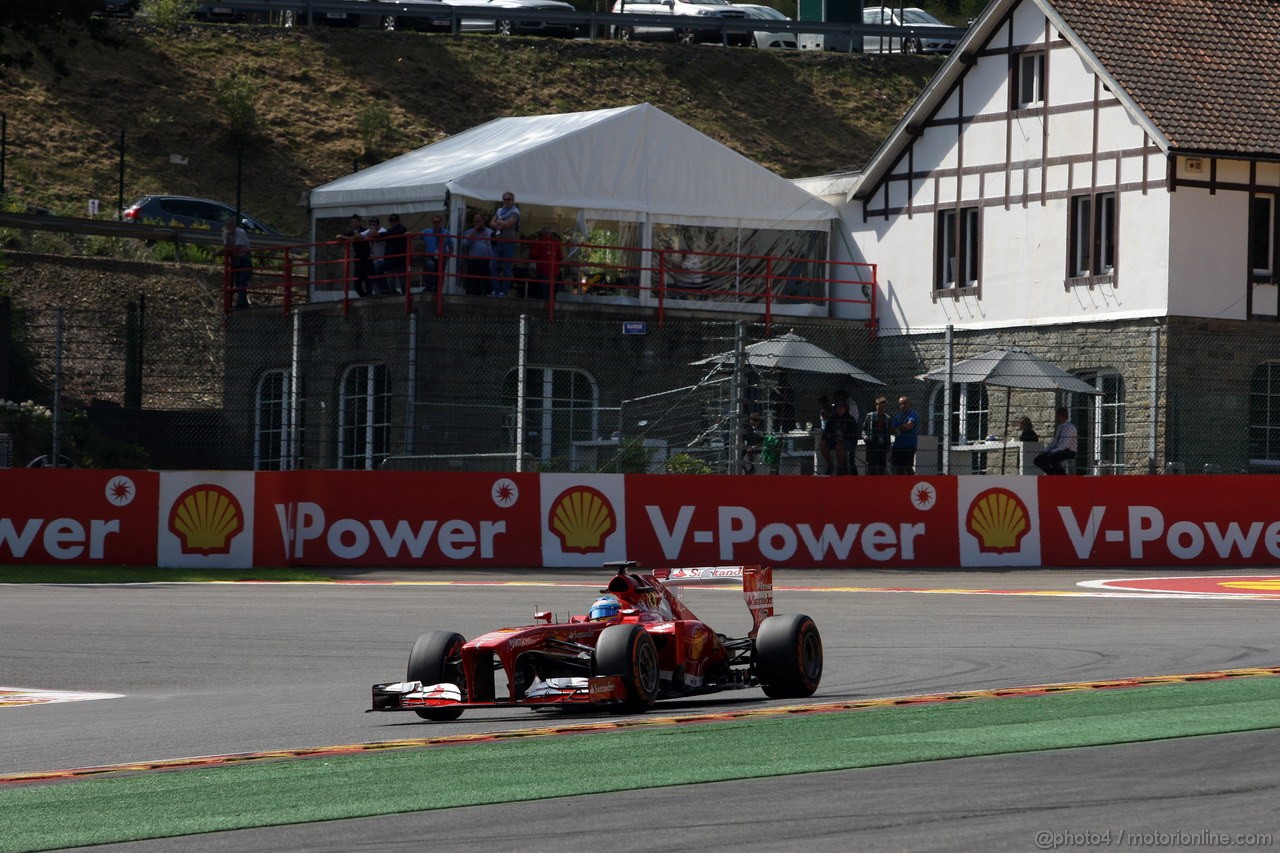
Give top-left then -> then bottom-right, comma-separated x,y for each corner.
1052,0 -> 1280,155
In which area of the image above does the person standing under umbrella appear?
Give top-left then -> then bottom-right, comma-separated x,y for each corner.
863,395 -> 893,474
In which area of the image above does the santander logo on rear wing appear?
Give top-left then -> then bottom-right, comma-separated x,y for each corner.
654,565 -> 774,634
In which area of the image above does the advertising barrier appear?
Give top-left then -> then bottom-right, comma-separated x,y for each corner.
0,469 -> 1275,569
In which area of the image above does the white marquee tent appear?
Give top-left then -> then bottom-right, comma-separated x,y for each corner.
307,103 -> 836,231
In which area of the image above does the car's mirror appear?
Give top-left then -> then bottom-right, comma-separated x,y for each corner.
534,609 -> 552,623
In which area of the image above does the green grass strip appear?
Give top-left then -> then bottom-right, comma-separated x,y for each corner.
5,676 -> 1280,852
0,566 -> 332,584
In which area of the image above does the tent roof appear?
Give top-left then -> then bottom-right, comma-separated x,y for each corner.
308,104 -> 836,228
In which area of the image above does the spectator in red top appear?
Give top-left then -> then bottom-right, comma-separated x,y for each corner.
528,226 -> 562,299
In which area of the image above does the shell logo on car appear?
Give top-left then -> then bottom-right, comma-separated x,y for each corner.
965,487 -> 1032,554
548,485 -> 617,553
167,484 -> 244,555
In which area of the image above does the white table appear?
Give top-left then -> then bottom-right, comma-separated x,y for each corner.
947,440 -> 1044,475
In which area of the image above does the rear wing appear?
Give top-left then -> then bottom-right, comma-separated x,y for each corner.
653,565 -> 774,635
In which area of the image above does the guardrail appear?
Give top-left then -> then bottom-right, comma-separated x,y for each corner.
168,0 -> 968,50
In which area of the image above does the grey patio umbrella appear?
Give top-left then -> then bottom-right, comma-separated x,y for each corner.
916,347 -> 1100,473
692,332 -> 884,384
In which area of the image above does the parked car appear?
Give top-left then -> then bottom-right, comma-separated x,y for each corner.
121,196 -> 283,237
438,0 -> 579,36
364,0 -> 454,30
97,0 -> 139,17
732,3 -> 795,49
862,6 -> 960,54
612,0 -> 751,45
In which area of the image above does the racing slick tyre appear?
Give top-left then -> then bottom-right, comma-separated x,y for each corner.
407,630 -> 466,720
755,614 -> 822,699
594,624 -> 660,713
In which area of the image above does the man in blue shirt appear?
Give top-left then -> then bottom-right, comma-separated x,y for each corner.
420,214 -> 454,293
488,192 -> 520,296
889,395 -> 920,475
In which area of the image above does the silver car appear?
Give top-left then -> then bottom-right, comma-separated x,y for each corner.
862,6 -> 959,54
438,0 -> 580,35
732,4 -> 795,49
612,0 -> 751,45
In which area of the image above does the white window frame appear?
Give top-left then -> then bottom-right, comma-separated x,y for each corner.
1015,51 -> 1045,107
254,369 -> 290,471
1066,369 -> 1124,475
936,207 -> 980,291
1249,362 -> 1280,468
507,366 -> 600,463
338,363 -> 391,470
1250,194 -> 1275,278
927,383 -> 989,446
1069,192 -> 1116,279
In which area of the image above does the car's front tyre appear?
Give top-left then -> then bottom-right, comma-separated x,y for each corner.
407,630 -> 467,720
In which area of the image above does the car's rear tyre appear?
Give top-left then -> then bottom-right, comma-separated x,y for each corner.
755,614 -> 822,699
616,25 -> 634,40
675,26 -> 696,44
594,624 -> 660,713
407,630 -> 466,720
280,9 -> 295,27
381,14 -> 397,30
902,36 -> 920,55
495,18 -> 514,35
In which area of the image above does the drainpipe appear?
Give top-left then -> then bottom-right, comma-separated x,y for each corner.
942,324 -> 953,474
404,311 -> 417,455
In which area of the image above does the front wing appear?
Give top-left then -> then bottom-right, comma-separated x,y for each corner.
369,675 -> 628,713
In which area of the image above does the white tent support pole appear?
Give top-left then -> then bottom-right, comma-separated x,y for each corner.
515,313 -> 529,473
404,311 -> 417,455
943,324 -> 953,474
287,309 -> 301,471
640,216 -> 652,303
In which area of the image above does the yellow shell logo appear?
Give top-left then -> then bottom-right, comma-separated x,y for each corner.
168,485 -> 244,555
965,488 -> 1031,554
549,486 -> 617,554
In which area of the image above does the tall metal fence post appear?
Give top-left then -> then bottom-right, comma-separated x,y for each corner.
52,308 -> 64,465
942,323 -> 953,474
515,314 -> 528,473
0,295 -> 10,401
730,320 -> 745,474
124,298 -> 142,408
404,311 -> 417,456
287,309 -> 301,471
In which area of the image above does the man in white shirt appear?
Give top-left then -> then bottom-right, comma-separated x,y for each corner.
1034,407 -> 1078,475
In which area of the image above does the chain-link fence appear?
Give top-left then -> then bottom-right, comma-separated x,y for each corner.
5,292 -> 1280,476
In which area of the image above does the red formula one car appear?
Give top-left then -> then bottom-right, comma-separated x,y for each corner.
369,562 -> 822,720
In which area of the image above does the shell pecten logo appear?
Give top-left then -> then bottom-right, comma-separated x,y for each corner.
965,487 -> 1031,554
167,484 -> 245,555
548,486 -> 617,554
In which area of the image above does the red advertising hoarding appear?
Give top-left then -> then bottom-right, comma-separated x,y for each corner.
0,470 -> 158,565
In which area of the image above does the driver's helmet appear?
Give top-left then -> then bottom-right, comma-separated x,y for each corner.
589,595 -> 622,621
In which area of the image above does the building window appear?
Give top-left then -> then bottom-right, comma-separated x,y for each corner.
1012,51 -> 1045,107
1069,192 -> 1116,279
936,207 -> 980,291
1249,362 -> 1280,467
254,369 -> 297,471
504,367 -> 599,464
1066,370 -> 1124,474
1250,194 -> 1275,278
338,364 -> 391,470
927,383 -> 989,445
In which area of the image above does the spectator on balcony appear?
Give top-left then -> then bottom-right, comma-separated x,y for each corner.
1034,408 -> 1077,475
863,395 -> 892,475
489,192 -> 521,297
222,216 -> 252,309
336,214 -> 372,297
529,226 -> 563,299
381,213 -> 410,294
365,216 -> 391,294
890,395 -> 920,475
420,214 -> 454,293
460,212 -> 493,296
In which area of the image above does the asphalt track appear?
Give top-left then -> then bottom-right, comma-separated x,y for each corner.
4,568 -> 1280,850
